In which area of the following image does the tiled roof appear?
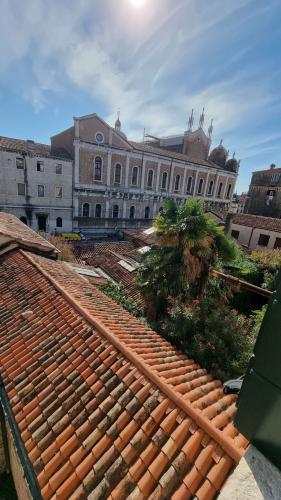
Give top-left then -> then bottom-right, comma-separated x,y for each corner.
0,135 -> 72,160
124,228 -> 157,247
0,213 -> 58,258
130,141 -> 231,171
0,248 -> 247,499
72,241 -> 143,305
231,213 -> 281,233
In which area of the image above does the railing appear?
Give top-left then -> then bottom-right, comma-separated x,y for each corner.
74,217 -> 152,229
212,269 -> 272,298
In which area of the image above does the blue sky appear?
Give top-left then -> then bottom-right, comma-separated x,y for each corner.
0,0 -> 280,192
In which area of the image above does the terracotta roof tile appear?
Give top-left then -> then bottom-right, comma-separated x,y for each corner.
231,212 -> 281,233
0,247 -> 247,499
0,135 -> 71,160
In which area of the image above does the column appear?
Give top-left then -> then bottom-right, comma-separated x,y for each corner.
204,172 -> 210,197
125,154 -> 130,188
107,152 -> 112,186
169,162 -> 175,193
105,198 -> 110,218
181,166 -> 188,196
141,158 -> 147,190
155,161 -> 161,193
123,199 -> 127,218
74,143 -> 80,185
193,169 -> 199,196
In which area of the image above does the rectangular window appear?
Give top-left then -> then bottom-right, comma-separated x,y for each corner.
37,161 -> 44,172
55,186 -> 63,198
38,185 -> 45,197
16,157 -> 24,169
231,230 -> 240,240
56,164 -> 62,174
274,238 -> 281,249
17,183 -> 26,196
258,234 -> 270,246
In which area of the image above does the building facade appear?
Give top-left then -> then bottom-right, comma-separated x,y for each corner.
245,164 -> 281,217
0,137 -> 73,233
51,112 -> 239,233
226,213 -> 281,250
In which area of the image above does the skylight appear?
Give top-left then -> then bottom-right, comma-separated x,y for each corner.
118,260 -> 137,272
143,227 -> 155,235
73,267 -> 100,277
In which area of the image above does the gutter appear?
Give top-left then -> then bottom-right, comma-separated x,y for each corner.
0,378 -> 42,499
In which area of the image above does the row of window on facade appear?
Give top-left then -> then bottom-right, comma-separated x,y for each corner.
93,157 -> 232,198
16,157 -> 63,174
82,203 -> 151,220
17,183 -> 63,198
231,229 -> 281,249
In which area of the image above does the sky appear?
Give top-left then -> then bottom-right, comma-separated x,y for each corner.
0,0 -> 280,193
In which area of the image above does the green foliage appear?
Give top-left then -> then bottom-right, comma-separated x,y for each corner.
161,296 -> 257,381
251,249 -> 281,291
99,281 -> 144,319
251,304 -> 268,335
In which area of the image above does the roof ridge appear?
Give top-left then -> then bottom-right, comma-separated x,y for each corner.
22,250 -> 243,464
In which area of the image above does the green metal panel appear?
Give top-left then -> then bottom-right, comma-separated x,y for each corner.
235,271 -> 281,470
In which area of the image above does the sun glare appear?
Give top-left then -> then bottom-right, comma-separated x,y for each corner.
130,0 -> 146,7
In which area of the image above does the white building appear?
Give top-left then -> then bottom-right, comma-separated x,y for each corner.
0,137 -> 73,233
227,213 -> 281,250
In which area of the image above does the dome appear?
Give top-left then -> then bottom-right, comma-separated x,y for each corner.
208,141 -> 228,168
225,157 -> 239,173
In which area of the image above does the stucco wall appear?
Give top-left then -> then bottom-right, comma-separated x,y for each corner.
228,222 -> 281,250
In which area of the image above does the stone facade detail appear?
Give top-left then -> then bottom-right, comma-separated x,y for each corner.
245,164 -> 281,217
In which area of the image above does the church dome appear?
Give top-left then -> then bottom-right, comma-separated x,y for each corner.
225,157 -> 239,173
209,141 -> 228,168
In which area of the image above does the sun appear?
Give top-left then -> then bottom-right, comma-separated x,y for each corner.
129,0 -> 146,7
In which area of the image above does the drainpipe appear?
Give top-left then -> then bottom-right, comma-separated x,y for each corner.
0,379 -> 42,499
248,226 -> 256,249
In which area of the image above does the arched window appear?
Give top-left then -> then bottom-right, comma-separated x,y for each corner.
197,178 -> 204,194
94,156 -> 102,181
226,183 -> 232,198
174,174 -> 181,192
207,180 -> 214,196
114,163 -> 121,184
56,217 -> 62,228
144,206 -> 150,219
132,167 -> 138,186
161,172 -> 168,189
147,169 -> 154,188
217,182 -> 223,197
112,205 -> 119,219
95,204 -> 102,218
20,216 -> 27,225
186,176 -> 193,193
82,203 -> 90,217
129,206 -> 135,219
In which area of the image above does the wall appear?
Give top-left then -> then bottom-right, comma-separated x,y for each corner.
6,423 -> 32,500
51,126 -> 75,158
227,222 -> 281,250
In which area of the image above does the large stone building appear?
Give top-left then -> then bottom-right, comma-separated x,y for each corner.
0,136 -> 73,232
51,111 -> 239,233
245,164 -> 281,217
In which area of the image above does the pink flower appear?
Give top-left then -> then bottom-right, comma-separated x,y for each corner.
193,299 -> 200,305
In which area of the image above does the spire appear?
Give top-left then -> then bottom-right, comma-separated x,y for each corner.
219,138 -> 223,146
115,109 -> 121,131
199,107 -> 205,128
208,119 -> 213,138
187,109 -> 194,131
233,151 -> 236,158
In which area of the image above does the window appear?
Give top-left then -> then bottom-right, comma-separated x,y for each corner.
82,203 -> 90,217
129,206 -> 135,219
217,182 -> 223,197
207,180 -> 214,196
95,204 -> 102,218
197,178 -> 204,194
132,166 -> 138,186
161,172 -> 168,190
38,185 -> 45,197
114,163 -> 121,184
95,132 -> 104,143
16,157 -> 24,169
186,176 -> 193,193
17,183 -> 26,196
274,238 -> 281,249
56,164 -> 62,174
20,216 -> 27,225
147,169 -> 154,188
271,173 -> 280,183
37,161 -> 44,172
55,186 -> 62,198
113,205 -> 119,219
258,234 -> 270,247
226,183 -> 232,198
231,230 -> 240,240
174,174 -> 181,192
144,206 -> 150,219
56,217 -> 62,228
94,156 -> 102,181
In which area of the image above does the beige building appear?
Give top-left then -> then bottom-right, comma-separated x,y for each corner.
51,111 -> 239,233
227,213 -> 281,250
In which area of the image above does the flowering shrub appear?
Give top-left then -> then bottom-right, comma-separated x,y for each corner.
161,296 -> 257,381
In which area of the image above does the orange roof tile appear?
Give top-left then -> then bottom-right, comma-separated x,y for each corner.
0,247 -> 247,499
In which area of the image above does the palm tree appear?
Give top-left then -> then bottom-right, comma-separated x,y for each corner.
138,198 -> 236,320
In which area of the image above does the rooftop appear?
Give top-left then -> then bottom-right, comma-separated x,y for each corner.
0,214 -> 247,498
231,213 -> 281,233
0,135 -> 72,160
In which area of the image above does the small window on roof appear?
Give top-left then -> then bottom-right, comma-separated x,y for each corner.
258,234 -> 270,246
143,226 -> 155,235
231,229 -> 240,240
118,260 -> 137,272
